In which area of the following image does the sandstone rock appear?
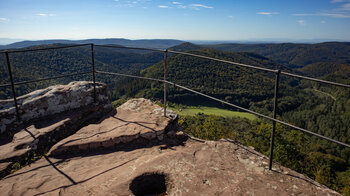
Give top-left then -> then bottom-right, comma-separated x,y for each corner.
0,81 -> 112,178
0,98 -> 339,196
0,140 -> 339,196
49,98 -> 179,157
0,81 -> 111,134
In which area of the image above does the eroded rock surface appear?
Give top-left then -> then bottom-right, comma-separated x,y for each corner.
0,81 -> 112,178
0,98 -> 339,196
0,81 -> 110,134
49,98 -> 179,157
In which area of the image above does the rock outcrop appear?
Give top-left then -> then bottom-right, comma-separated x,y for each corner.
49,98 -> 179,157
0,81 -> 112,178
0,81 -> 110,134
0,98 -> 339,195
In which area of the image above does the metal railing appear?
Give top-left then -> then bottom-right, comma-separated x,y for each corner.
1,43 -> 350,171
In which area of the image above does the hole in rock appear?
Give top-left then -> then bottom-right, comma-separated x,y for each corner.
129,172 -> 168,196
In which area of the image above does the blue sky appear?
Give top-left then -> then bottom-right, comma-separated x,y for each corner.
0,0 -> 350,42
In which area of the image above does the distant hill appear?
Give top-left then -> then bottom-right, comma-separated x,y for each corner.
205,42 -> 350,68
0,38 -> 184,50
0,44 -> 164,99
298,62 -> 350,78
113,47 -> 293,107
168,42 -> 203,52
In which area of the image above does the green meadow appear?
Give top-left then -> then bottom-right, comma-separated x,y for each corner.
171,106 -> 257,121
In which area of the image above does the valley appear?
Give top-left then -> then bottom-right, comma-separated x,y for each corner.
1,39 -> 350,194
169,105 -> 257,120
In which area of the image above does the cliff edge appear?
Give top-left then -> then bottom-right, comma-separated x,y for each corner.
0,97 -> 339,195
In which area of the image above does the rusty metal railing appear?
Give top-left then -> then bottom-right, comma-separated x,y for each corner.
1,43 -> 350,171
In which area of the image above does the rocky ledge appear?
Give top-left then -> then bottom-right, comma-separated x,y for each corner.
0,98 -> 339,195
0,81 -> 112,178
0,81 -> 111,134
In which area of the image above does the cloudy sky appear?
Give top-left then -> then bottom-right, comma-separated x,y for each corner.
0,0 -> 350,42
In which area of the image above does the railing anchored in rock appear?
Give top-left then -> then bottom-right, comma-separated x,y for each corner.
1,43 -> 350,170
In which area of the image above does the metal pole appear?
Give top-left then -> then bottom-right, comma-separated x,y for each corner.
269,70 -> 280,170
5,52 -> 20,121
91,44 -> 97,103
163,49 -> 168,117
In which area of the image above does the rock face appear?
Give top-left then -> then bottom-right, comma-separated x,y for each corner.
49,98 -> 179,157
0,98 -> 339,196
0,81 -> 112,178
0,81 -> 110,134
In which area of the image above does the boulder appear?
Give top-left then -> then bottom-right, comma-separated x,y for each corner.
0,81 -> 112,178
0,81 -> 110,134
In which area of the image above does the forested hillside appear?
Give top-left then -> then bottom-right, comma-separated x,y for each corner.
0,44 -> 163,99
0,38 -> 184,50
1,42 -> 350,194
111,44 -> 350,194
112,47 -> 296,106
206,42 -> 350,66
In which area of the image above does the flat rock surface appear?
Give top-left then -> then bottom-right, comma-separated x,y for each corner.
0,99 -> 339,196
0,104 -> 111,177
0,139 -> 339,196
0,114 -> 71,162
49,98 -> 177,156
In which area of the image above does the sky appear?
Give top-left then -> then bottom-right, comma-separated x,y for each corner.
0,0 -> 350,42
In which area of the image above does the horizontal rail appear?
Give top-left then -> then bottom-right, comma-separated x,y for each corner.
0,43 -> 91,54
0,71 -> 92,88
164,81 -> 350,148
0,43 -> 349,89
96,70 -> 164,82
281,71 -> 350,88
0,42 -> 348,151
96,70 -> 350,148
94,44 -> 164,52
167,50 -> 278,73
168,50 -> 350,89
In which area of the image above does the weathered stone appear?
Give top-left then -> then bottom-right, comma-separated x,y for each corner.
0,98 -> 340,195
0,81 -> 111,134
49,98 -> 178,157
0,81 -> 112,178
0,139 -> 339,196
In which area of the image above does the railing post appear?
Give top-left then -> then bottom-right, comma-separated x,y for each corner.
5,52 -> 20,121
163,49 -> 168,117
269,69 -> 280,170
91,44 -> 97,103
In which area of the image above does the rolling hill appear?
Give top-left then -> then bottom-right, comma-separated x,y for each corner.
0,43 -> 164,99
205,42 -> 350,72
0,38 -> 184,50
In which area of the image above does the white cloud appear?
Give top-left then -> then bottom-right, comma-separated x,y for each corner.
172,1 -> 182,4
331,0 -> 350,3
0,17 -> 9,21
257,12 -> 279,15
36,13 -> 56,17
293,13 -> 350,18
293,13 -> 314,16
295,1 -> 350,19
322,13 -> 350,18
189,4 -> 213,9
339,3 -> 350,10
158,5 -> 170,8
297,20 -> 306,26
228,15 -> 233,18
114,0 -> 152,8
